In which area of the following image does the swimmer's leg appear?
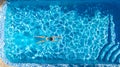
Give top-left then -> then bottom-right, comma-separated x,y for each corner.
34,36 -> 45,38
36,40 -> 45,44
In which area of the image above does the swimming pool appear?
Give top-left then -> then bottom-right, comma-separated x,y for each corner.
0,0 -> 120,67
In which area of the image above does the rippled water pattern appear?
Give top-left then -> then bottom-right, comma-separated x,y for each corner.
4,5 -> 115,63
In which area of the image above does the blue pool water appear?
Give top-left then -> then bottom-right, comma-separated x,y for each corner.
3,0 -> 120,65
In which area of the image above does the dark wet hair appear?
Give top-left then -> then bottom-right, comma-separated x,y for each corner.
49,37 -> 53,41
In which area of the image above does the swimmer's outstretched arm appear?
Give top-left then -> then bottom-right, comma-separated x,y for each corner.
34,36 -> 45,38
52,36 -> 62,42
53,36 -> 62,39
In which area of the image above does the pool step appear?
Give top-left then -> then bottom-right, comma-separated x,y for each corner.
103,44 -> 119,61
114,54 -> 120,64
97,44 -> 120,63
97,43 -> 112,61
109,47 -> 120,63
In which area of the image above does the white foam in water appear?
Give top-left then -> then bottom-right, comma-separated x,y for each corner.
0,2 -> 117,67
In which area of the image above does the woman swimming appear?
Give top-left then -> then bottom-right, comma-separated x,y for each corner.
34,36 -> 61,44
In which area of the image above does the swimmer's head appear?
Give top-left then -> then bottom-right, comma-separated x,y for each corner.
48,37 -> 54,41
